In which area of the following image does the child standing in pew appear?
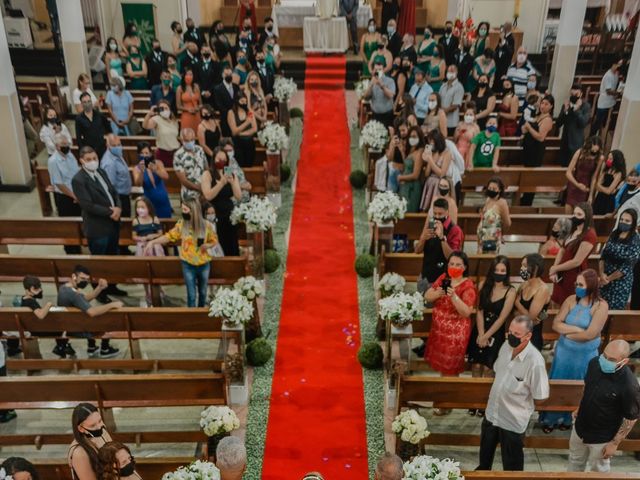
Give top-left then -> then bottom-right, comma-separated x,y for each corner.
132,197 -> 165,306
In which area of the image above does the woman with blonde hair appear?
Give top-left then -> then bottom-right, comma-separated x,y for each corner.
244,70 -> 268,126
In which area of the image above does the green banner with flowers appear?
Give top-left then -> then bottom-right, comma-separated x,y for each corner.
121,3 -> 156,55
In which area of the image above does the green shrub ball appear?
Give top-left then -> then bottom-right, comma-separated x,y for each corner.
355,253 -> 375,278
281,164 -> 291,182
246,338 -> 273,366
349,170 -> 367,189
265,249 -> 281,274
358,341 -> 384,369
289,107 -> 304,118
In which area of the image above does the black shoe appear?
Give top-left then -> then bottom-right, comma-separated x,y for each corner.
97,293 -> 113,304
105,285 -> 128,296
99,346 -> 120,358
65,343 -> 77,358
0,410 -> 17,423
87,346 -> 100,357
52,344 -> 67,359
412,342 -> 425,357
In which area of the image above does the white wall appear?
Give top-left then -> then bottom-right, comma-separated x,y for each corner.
462,0 -> 551,53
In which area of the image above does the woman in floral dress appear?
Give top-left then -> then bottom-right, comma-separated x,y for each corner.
477,177 -> 511,253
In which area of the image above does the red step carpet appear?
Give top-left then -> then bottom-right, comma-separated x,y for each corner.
261,55 -> 369,479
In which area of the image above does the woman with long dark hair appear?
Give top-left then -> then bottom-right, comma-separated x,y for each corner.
68,403 -> 112,480
397,125 -> 425,212
514,253 -> 551,350
227,96 -> 258,168
599,208 -> 640,309
98,441 -> 140,480
592,149 -> 626,215
564,136 -> 604,213
420,128 -> 451,211
176,68 -> 202,133
476,176 -> 511,254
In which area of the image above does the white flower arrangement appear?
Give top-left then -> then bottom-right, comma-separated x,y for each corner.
162,460 -> 221,480
379,272 -> 406,297
209,288 -> 254,327
368,191 -> 407,225
359,119 -> 389,151
355,79 -> 370,99
392,409 -> 430,445
257,121 -> 289,152
0,468 -> 13,480
234,275 -> 265,301
230,195 -> 278,233
378,292 -> 423,327
402,455 -> 463,480
274,76 -> 298,102
200,405 -> 240,436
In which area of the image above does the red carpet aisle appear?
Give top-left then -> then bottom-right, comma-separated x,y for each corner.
261,55 -> 369,479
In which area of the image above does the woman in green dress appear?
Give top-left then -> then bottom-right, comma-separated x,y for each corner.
167,54 -> 182,90
360,19 -> 381,77
471,21 -> 490,58
171,21 -> 188,72
428,44 -> 446,93
417,27 -> 436,76
368,35 -> 393,75
398,125 -> 425,212
126,46 -> 149,90
466,48 -> 496,93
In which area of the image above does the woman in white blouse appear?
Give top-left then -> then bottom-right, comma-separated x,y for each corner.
39,106 -> 72,156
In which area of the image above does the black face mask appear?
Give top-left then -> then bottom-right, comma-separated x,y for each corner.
224,74 -> 233,83
486,189 -> 499,198
48,116 -> 58,124
266,25 -> 273,32
445,27 -> 453,34
32,290 -> 43,299
153,46 -> 162,52
550,230 -> 560,238
202,52 -> 211,59
120,460 -> 136,477
571,216 -> 585,227
76,280 -> 89,289
569,94 -> 579,103
433,216 -> 447,224
83,425 -> 104,438
493,273 -> 507,283
507,333 -> 522,348
438,187 -> 450,196
201,114 -> 212,120
60,145 -> 71,155
182,212 -> 191,221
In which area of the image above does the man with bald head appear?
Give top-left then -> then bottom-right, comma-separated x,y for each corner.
216,436 -> 246,480
570,340 -> 640,472
375,452 -> 403,480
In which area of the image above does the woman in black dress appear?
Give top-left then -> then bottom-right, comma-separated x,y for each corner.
200,147 -> 242,256
470,74 -> 496,130
228,96 -> 258,168
197,104 -> 221,163
468,255 -> 516,417
514,253 -> 551,351
592,149 -> 626,215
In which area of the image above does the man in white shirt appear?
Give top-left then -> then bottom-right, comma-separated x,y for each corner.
439,65 -> 464,135
477,315 -> 550,471
408,67 -> 432,125
590,57 -> 623,135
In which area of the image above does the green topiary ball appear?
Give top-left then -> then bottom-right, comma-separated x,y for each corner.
289,107 -> 304,119
349,170 -> 367,189
265,249 -> 281,274
281,164 -> 291,182
354,253 -> 375,278
246,338 -> 273,366
358,341 -> 384,369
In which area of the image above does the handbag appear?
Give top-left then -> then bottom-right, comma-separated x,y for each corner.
481,239 -> 498,253
128,116 -> 143,135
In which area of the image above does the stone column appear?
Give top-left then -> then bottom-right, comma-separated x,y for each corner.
57,0 -> 91,89
0,16 -> 32,190
612,24 -> 640,166
549,0 -> 588,116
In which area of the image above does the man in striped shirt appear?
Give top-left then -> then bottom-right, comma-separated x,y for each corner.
506,46 -> 538,105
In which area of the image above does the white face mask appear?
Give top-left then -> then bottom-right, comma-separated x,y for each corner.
226,150 -> 235,159
368,25 -> 375,33
83,160 -> 99,172
517,53 -> 527,64
159,109 -> 171,119
464,114 -> 475,124
408,137 -> 420,147
206,214 -> 217,223
428,100 -> 438,111
446,72 -> 456,81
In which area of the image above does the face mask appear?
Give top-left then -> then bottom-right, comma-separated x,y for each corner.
575,286 -> 588,299
48,116 -> 58,124
571,216 -> 585,228
206,214 -> 217,223
226,150 -> 235,160
464,114 -> 474,124
387,27 -> 395,35
569,94 -> 579,104
175,27 -> 183,34
486,125 -> 497,133
550,230 -> 560,238
83,160 -> 99,172
433,216 -> 447,224
266,25 -> 273,32
605,158 -> 613,168
224,74 -> 233,83
447,266 -> 464,279
527,81 -> 536,90
111,85 -> 120,93
503,84 -> 512,92
110,145 -> 123,157
368,25 -> 375,33
478,81 -> 487,88
507,333 -> 522,348
239,57 -> 247,65
120,460 -> 136,477
428,101 -> 438,111
377,43 -> 384,50
60,145 -> 71,155
83,426 -> 104,438
517,53 -> 527,64
215,159 -> 227,169
182,212 -> 191,221
153,45 -> 162,53
162,78 -> 171,86
519,268 -> 530,281
446,72 -> 456,81
136,207 -> 148,217
82,103 -> 93,113
432,50 -> 439,57
438,187 -> 449,196
445,27 -> 452,34
408,137 -> 419,147
493,273 -> 506,283
109,43 -> 117,51
598,353 -> 622,374
160,109 -> 171,119
238,102 -> 247,110
183,141 -> 195,151
203,52 -> 211,59
618,223 -> 633,232
76,279 -> 89,289
424,31 -> 431,39
202,113 -> 212,120
250,80 -> 259,87
168,62 -> 176,69
486,189 -> 499,198
32,290 -> 43,299
479,28 -> 487,36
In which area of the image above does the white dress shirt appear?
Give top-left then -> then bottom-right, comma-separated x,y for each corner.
485,341 -> 549,434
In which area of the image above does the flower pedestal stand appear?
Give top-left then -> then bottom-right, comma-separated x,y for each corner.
266,150 -> 282,208
222,322 -> 247,405
249,231 -> 265,279
397,438 -> 421,462
245,298 -> 263,344
229,374 -> 249,406
372,221 -> 394,258
278,101 -> 290,131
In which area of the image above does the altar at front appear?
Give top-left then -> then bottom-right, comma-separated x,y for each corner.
271,0 -> 372,52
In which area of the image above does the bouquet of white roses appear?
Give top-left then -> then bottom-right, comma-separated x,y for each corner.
234,275 -> 265,301
200,405 -> 240,436
209,288 -> 254,327
162,460 -> 221,480
359,119 -> 389,151
274,76 -> 297,102
368,191 -> 407,225
379,292 -> 423,327
257,121 -> 289,152
0,468 -> 14,480
355,79 -> 370,99
379,272 -> 406,297
402,455 -> 463,480
392,409 -> 430,444
230,195 -> 278,233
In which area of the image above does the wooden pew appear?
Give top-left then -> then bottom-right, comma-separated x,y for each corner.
498,146 -> 561,166
396,376 -> 640,451
34,459 -> 192,480
0,373 -> 226,447
6,358 -> 224,373
0,307 -> 236,359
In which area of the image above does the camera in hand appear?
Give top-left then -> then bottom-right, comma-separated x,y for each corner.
441,277 -> 451,291
197,238 -> 204,247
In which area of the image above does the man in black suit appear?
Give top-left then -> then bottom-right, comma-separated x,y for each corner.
236,16 -> 256,59
145,38 -> 167,87
214,64 -> 240,137
255,50 -> 274,99
181,42 -> 200,74
495,21 -> 515,90
386,19 -> 402,59
438,21 -> 459,66
183,17 -> 205,49
196,45 -> 221,106
257,16 -> 275,49
454,44 -> 474,86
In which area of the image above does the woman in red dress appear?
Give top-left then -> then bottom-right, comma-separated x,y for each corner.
424,251 -> 478,375
397,0 -> 416,36
549,202 -> 597,305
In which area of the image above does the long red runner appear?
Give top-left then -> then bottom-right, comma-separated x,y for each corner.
261,55 -> 369,479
